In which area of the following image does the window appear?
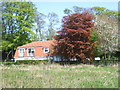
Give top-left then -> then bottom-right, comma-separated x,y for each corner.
44,47 -> 49,53
19,48 -> 25,57
27,48 -> 34,56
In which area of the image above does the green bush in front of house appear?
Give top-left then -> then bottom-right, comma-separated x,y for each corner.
1,61 -> 16,65
0,60 -> 49,65
15,60 -> 49,65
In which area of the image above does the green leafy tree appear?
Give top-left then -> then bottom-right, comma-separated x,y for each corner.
64,8 -> 72,15
91,7 -> 118,18
2,1 -> 37,60
64,6 -> 118,18
91,7 -> 106,15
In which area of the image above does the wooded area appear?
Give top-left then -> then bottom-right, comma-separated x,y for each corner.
1,1 -> 119,62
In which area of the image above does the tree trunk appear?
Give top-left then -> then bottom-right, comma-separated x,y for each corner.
39,29 -> 42,41
104,53 -> 107,66
108,54 -> 111,60
6,50 -> 12,61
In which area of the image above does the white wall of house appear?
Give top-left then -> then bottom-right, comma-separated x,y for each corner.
53,56 -> 61,61
14,56 -> 49,62
14,56 -> 62,62
15,46 -> 62,62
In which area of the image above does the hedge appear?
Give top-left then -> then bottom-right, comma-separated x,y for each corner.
1,60 -> 49,65
1,61 -> 16,65
17,60 -> 49,65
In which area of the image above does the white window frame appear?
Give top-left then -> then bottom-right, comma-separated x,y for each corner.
27,47 -> 35,57
18,48 -> 25,57
44,47 -> 49,53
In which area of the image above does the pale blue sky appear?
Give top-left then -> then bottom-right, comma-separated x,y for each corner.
33,2 -> 118,31
34,2 -> 118,20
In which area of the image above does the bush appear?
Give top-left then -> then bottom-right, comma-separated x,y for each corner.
1,61 -> 16,65
0,60 -> 49,65
15,60 -> 48,65
86,59 -> 119,66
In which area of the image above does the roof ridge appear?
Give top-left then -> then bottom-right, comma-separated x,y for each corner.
18,40 -> 56,48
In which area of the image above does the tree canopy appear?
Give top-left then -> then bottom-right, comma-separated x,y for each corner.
94,15 -> 118,56
53,12 -> 96,62
63,6 -> 119,60
2,1 -> 37,60
64,6 -> 118,18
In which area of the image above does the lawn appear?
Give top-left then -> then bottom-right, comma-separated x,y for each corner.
1,64 -> 119,88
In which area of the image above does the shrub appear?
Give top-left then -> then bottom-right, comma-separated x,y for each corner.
15,60 -> 48,65
1,61 -> 16,65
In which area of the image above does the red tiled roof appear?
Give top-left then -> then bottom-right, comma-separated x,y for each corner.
14,40 -> 56,58
19,40 -> 56,48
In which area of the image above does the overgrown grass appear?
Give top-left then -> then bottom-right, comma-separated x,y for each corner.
1,64 -> 119,88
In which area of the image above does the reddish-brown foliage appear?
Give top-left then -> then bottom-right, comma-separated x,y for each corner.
53,12 -> 95,62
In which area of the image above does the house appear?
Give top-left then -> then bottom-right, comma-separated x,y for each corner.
14,40 -> 61,62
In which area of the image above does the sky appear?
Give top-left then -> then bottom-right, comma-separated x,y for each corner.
33,2 -> 118,20
29,0 -> 119,2
32,1 -> 119,30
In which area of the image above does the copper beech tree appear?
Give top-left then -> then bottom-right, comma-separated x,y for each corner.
53,12 -> 96,62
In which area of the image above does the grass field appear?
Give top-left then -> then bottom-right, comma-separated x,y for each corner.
1,64 -> 119,88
